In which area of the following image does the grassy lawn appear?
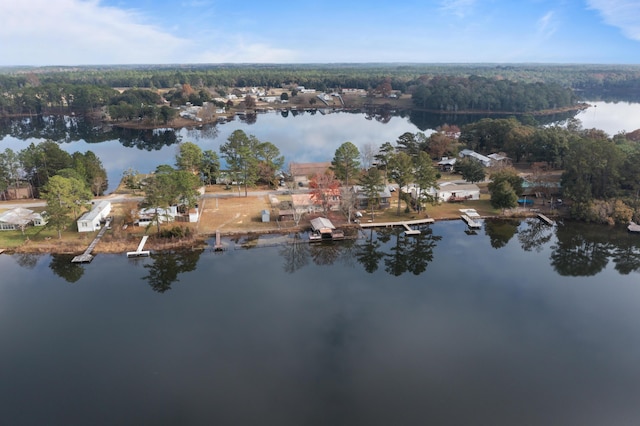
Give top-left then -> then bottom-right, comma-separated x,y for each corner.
363,192 -> 501,224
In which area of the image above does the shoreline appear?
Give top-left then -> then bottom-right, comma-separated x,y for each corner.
0,103 -> 588,131
1,210 -> 560,256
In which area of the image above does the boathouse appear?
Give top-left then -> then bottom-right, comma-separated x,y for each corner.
309,217 -> 343,241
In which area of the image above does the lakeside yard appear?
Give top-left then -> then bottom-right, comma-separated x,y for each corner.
1,180 -> 553,255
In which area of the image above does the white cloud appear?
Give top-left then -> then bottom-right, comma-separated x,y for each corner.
0,0 -> 187,65
537,11 -> 557,39
0,0 -> 297,66
439,0 -> 476,18
587,0 -> 640,41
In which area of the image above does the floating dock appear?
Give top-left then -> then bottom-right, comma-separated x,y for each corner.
402,223 -> 421,235
72,218 -> 111,263
628,222 -> 640,233
461,214 -> 481,229
537,213 -> 555,226
127,235 -> 150,257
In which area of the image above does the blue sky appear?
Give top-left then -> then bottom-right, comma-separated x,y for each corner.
2,0 -> 640,65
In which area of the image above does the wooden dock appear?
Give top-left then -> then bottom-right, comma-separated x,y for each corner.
537,213 -> 555,226
126,235 -> 150,257
72,218 -> 111,263
461,214 -> 481,229
214,229 -> 224,250
359,218 -> 434,229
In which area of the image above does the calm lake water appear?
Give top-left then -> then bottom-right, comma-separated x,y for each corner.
2,219 -> 640,425
2,101 -> 636,192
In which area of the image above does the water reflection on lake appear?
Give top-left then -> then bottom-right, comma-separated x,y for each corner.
0,104 -> 594,193
2,219 -> 640,425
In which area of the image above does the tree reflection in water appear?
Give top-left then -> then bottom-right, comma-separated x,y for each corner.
517,218 -> 553,252
49,254 -> 85,283
276,226 -> 441,277
279,234 -> 310,274
484,219 -> 520,249
142,249 -> 201,293
550,221 -> 640,276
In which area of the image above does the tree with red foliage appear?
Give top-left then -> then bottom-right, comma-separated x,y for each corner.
309,171 -> 341,216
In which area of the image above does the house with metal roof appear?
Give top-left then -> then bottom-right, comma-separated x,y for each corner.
0,207 -> 46,231
459,149 -> 492,167
77,201 -> 111,233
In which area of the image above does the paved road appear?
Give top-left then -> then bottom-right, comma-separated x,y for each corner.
0,187 -> 303,210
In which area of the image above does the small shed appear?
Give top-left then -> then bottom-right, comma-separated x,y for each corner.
261,209 -> 270,222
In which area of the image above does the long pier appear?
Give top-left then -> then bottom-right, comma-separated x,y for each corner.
71,218 -> 111,263
360,218 -> 434,235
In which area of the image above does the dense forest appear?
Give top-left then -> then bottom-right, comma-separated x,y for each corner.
411,76 -> 576,112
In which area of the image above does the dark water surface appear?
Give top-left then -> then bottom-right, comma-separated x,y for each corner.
2,219 -> 640,425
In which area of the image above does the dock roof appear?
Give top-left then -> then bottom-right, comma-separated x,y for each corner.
310,217 -> 335,232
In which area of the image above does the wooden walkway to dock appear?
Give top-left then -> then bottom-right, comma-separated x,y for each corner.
461,214 -> 482,229
360,218 -> 434,235
71,218 -> 111,263
537,213 -> 555,226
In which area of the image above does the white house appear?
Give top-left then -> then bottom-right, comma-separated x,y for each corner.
459,149 -> 492,167
0,207 -> 46,231
437,182 -> 481,202
134,206 -> 178,226
401,182 -> 480,203
77,201 -> 111,233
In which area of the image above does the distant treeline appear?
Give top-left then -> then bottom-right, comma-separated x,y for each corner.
1,63 -> 640,116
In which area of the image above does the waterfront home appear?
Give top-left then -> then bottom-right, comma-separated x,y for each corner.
438,182 -> 481,202
351,185 -> 392,209
402,182 -> 480,203
134,206 -> 178,226
77,201 -> 111,233
0,207 -> 46,231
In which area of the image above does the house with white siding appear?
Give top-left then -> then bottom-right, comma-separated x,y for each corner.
0,207 -> 46,231
77,201 -> 111,233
